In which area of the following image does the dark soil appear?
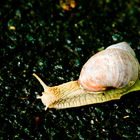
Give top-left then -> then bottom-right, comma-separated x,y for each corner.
0,0 -> 140,139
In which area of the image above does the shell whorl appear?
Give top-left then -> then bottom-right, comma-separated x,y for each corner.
79,42 -> 139,92
107,42 -> 136,57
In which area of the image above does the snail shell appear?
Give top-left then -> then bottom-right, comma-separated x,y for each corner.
79,42 -> 139,91
33,42 -> 140,110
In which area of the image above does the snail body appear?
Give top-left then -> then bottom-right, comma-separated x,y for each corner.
33,42 -> 140,110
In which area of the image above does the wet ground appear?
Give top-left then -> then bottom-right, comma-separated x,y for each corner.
0,0 -> 140,139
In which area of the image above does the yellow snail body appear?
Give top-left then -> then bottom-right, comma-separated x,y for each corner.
33,42 -> 140,110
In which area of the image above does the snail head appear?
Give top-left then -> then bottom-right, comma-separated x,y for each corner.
33,73 -> 57,110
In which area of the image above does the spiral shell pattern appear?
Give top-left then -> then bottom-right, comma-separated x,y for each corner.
79,42 -> 139,91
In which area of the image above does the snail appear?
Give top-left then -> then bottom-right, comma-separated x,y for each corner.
33,42 -> 140,110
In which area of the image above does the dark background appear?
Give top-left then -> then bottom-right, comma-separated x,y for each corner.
0,0 -> 140,139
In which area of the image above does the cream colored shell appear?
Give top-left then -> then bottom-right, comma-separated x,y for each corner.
79,42 -> 139,91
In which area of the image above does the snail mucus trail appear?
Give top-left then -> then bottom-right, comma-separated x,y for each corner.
33,42 -> 140,110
